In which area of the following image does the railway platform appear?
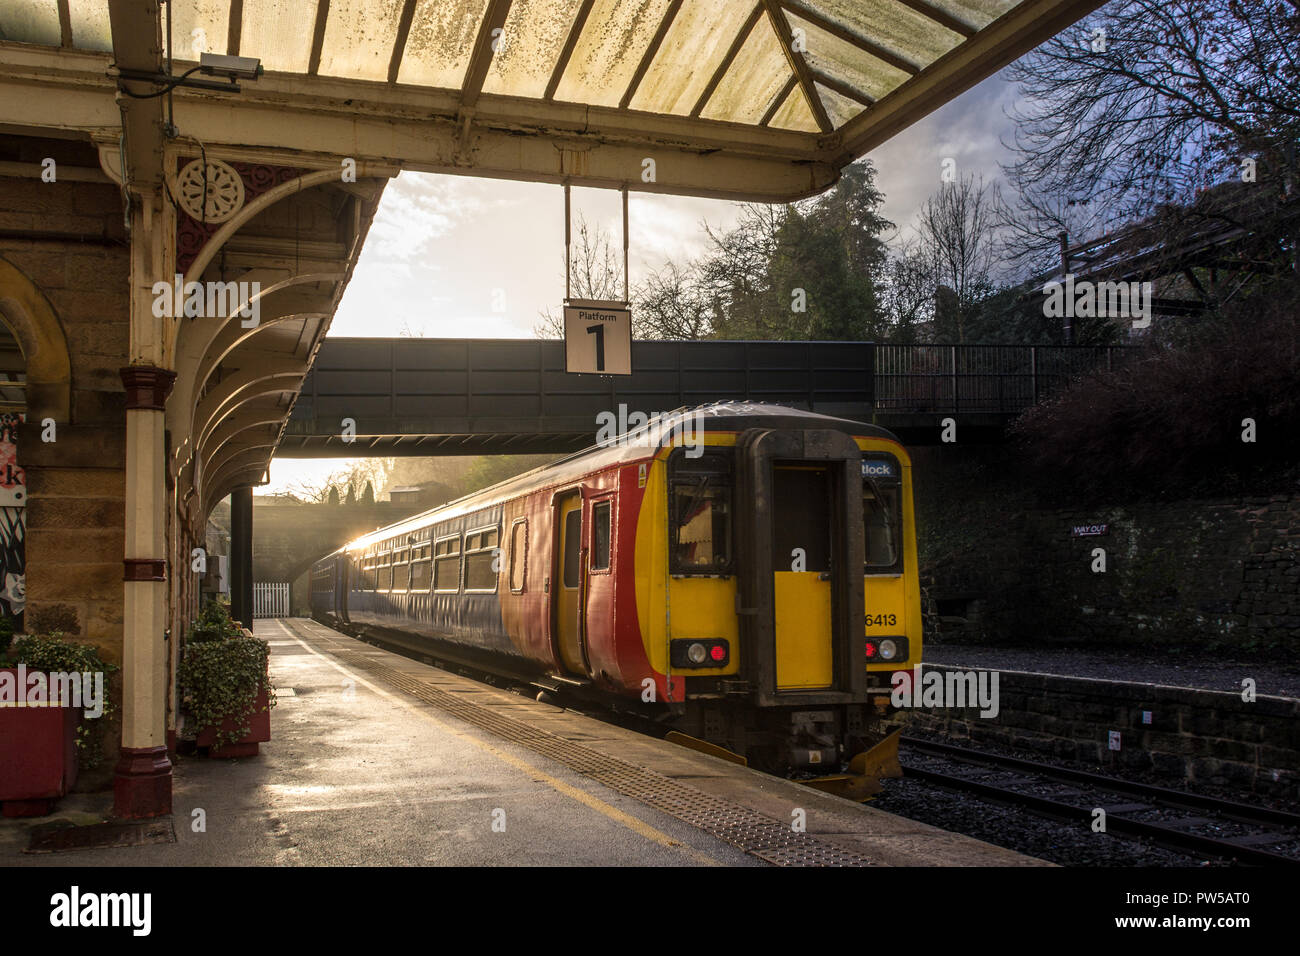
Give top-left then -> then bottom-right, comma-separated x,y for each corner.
3,619 -> 1044,867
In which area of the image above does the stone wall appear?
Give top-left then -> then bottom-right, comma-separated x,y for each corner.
911,446 -> 1300,653
0,145 -> 129,787
903,664 -> 1299,800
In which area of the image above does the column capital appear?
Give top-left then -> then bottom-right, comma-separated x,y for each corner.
120,365 -> 177,410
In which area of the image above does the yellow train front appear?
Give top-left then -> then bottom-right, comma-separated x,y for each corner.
312,401 -> 921,780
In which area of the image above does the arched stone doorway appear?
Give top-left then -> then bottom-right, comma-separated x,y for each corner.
0,254 -> 73,640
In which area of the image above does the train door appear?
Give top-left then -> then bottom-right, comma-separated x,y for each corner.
551,492 -> 589,676
335,555 -> 349,622
771,465 -> 834,690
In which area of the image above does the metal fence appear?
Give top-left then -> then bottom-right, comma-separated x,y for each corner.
873,345 -> 1130,414
253,582 -> 290,619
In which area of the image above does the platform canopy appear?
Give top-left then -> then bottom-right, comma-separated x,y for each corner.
1,0 -> 1104,201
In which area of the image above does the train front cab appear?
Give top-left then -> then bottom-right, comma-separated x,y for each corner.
654,424 -> 920,772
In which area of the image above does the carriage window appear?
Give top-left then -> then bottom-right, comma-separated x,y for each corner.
378,551 -> 393,590
410,545 -> 431,591
862,456 -> 902,570
563,509 -> 581,588
509,520 -> 527,592
592,501 -> 611,571
434,536 -> 461,591
465,526 -> 499,592
392,547 -> 410,591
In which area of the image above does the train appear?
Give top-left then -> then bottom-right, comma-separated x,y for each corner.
310,401 -> 921,786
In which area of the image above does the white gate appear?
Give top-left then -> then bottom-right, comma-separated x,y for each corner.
253,582 -> 290,618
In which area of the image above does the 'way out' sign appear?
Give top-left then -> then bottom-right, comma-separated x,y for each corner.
564,300 -> 631,375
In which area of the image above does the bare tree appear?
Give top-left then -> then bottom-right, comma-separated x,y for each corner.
534,214 -> 625,338
287,458 -> 395,504
880,237 -> 936,342
1003,0 -> 1300,263
633,261 -> 716,340
916,175 -> 1002,341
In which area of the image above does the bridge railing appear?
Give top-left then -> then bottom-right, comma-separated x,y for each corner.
873,344 -> 1131,415
282,339 -> 1132,452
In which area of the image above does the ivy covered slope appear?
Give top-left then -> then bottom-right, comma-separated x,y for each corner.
177,602 -> 275,750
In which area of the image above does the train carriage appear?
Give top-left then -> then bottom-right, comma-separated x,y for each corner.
311,401 -> 921,777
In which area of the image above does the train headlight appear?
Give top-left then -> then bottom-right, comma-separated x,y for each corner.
866,636 -> 908,664
670,639 -> 730,668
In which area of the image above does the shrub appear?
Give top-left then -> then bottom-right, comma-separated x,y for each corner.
187,600 -> 243,643
179,602 -> 273,749
1011,277 -> 1300,500
6,633 -> 118,769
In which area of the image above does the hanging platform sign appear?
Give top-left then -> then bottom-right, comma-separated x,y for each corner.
564,299 -> 632,375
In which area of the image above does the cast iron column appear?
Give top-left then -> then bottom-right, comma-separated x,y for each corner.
230,486 -> 253,629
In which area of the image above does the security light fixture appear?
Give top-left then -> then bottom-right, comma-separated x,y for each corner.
199,53 -> 264,82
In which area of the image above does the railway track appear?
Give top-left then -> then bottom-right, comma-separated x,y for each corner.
900,736 -> 1300,866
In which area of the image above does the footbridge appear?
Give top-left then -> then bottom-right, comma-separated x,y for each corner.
279,338 -> 1130,454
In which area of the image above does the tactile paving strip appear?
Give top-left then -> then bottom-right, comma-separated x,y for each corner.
290,623 -> 874,867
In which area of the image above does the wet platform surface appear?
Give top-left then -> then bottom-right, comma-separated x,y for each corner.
4,619 -> 1047,867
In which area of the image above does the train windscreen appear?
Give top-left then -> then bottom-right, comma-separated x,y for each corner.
862,455 -> 902,570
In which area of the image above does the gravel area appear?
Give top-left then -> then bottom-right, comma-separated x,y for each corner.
903,727 -> 1299,815
923,643 -> 1300,699
872,775 -> 1230,867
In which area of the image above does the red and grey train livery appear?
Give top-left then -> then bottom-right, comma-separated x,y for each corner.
310,402 -> 921,773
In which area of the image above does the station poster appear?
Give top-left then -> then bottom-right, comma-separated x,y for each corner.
0,411 -> 24,625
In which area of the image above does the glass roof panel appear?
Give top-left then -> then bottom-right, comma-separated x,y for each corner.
925,0 -> 1017,30
768,83 -> 818,133
812,0 -> 964,69
0,0 -> 60,47
629,0 -> 757,116
68,0 -> 112,52
700,10 -> 789,126
164,3 -> 231,61
815,81 -> 865,128
552,0 -> 674,108
787,13 -> 911,104
240,0 -> 318,74
482,0 -> 585,99
397,0 -> 490,89
318,0 -> 405,81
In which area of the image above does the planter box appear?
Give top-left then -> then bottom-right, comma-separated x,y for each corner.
0,668 -> 80,817
194,686 -> 271,758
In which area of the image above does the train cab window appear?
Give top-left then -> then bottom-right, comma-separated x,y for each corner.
465,526 -> 500,592
591,501 -> 611,571
509,519 -> 527,593
669,451 -> 732,575
862,455 -> 902,571
434,536 -> 462,592
410,544 -> 431,591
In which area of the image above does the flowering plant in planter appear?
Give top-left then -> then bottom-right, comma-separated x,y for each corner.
177,602 -> 274,753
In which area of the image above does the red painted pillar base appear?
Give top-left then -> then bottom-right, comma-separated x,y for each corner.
113,746 -> 173,819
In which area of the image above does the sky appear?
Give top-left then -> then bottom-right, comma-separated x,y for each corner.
263,71 -> 1022,496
